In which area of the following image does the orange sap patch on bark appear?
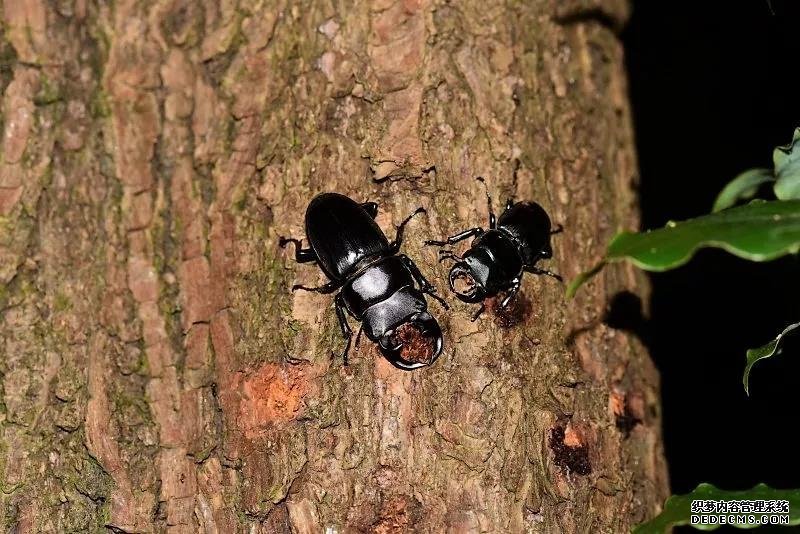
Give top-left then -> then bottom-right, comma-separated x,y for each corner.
609,389 -> 625,417
563,425 -> 583,448
237,363 -> 310,436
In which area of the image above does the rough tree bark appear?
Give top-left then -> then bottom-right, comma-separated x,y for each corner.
0,0 -> 668,532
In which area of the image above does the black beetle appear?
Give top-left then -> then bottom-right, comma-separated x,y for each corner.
425,178 -> 561,320
280,192 -> 448,370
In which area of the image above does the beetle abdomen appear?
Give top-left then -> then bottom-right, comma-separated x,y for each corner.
305,192 -> 389,280
497,202 -> 552,265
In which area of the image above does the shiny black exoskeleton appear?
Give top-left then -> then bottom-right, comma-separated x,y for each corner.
280,193 -> 447,370
425,178 -> 561,320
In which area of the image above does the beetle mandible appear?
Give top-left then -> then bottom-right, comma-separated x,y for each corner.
280,192 -> 448,370
425,178 -> 562,321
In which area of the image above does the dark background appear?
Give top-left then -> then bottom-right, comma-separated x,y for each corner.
621,0 -> 800,503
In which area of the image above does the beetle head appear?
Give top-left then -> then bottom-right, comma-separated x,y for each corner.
378,311 -> 443,370
448,262 -> 487,303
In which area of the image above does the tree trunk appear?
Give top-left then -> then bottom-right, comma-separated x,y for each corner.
0,0 -> 668,532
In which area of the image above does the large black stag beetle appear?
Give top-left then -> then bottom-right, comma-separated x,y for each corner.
280,193 -> 447,370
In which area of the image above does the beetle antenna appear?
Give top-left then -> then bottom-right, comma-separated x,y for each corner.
476,177 -> 496,228
529,267 -> 563,283
390,207 -> 426,252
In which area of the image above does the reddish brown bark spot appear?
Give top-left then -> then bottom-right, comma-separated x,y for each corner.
610,388 -> 643,437
486,291 -> 531,328
609,389 -> 625,417
264,503 -> 292,534
372,495 -> 419,534
549,424 -> 592,476
373,500 -> 408,534
238,363 -> 310,437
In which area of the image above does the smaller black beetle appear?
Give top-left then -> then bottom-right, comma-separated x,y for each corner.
425,178 -> 561,320
280,192 -> 447,370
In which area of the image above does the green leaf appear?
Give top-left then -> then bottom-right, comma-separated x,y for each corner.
634,483 -> 800,533
743,321 -> 800,395
567,200 -> 800,298
774,127 -> 800,200
712,168 -> 774,212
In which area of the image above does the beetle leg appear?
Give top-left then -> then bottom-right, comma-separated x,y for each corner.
360,201 -> 379,218
437,249 -> 461,263
425,292 -> 450,309
527,266 -> 563,282
389,207 -> 426,252
279,237 -> 318,263
501,279 -> 521,309
399,255 -> 449,309
333,294 -> 353,365
471,302 -> 486,322
354,324 -> 364,350
424,227 -> 484,247
291,280 -> 341,294
476,177 -> 496,229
